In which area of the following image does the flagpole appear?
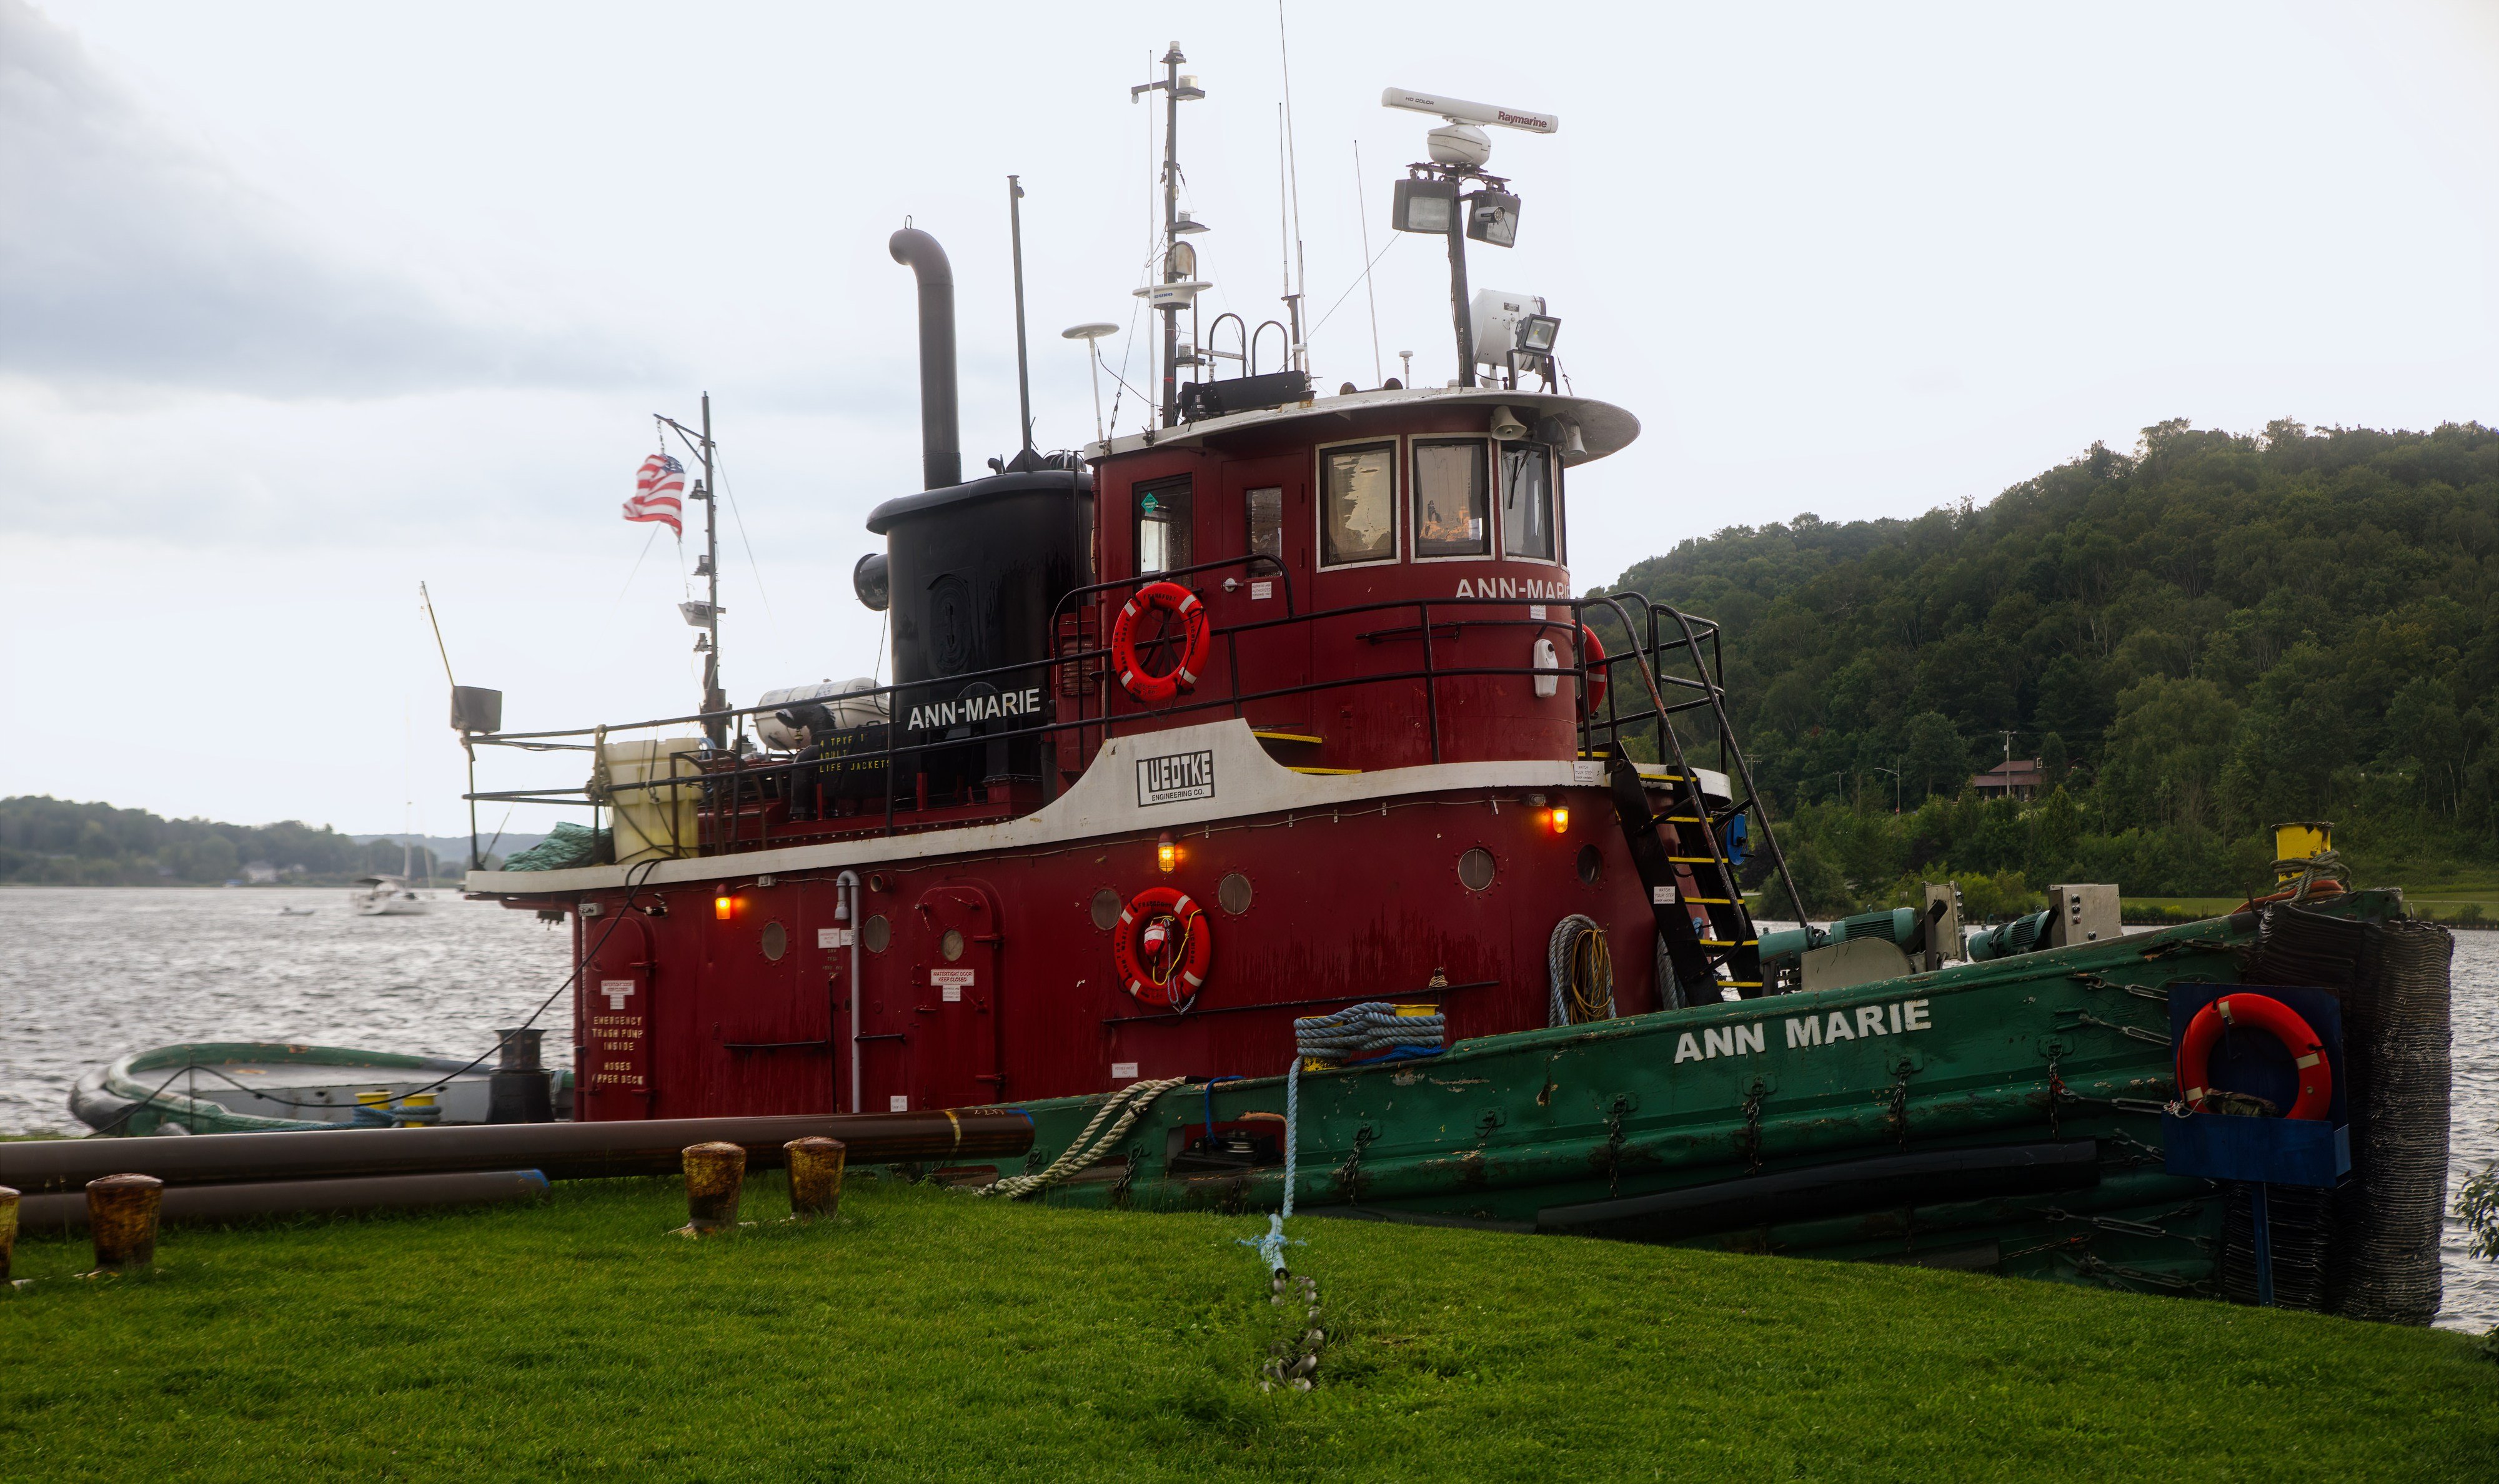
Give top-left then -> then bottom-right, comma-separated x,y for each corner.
700,392 -> 725,749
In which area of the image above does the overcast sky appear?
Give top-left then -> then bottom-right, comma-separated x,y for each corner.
4,0 -> 2493,834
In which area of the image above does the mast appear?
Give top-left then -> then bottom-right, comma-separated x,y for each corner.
1009,176 -> 1033,455
1160,43 -> 1181,426
698,393 -> 724,748
1132,42 -> 1191,428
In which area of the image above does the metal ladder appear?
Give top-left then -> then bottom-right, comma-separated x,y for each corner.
1587,596 -> 1804,1002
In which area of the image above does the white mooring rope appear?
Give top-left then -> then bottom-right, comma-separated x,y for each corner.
978,1077 -> 1188,1199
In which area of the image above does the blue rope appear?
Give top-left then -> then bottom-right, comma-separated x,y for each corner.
1242,1001 -> 1445,1272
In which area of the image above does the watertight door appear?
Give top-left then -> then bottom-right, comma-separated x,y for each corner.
1217,455 -> 1314,736
579,913 -> 657,1117
906,884 -> 1005,1111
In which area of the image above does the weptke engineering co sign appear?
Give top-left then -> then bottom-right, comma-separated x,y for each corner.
1136,749 -> 1215,806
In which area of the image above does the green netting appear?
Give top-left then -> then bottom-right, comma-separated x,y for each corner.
500,821 -> 610,872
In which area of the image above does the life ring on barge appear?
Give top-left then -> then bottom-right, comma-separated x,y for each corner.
1113,885 -> 1211,1007
2175,992 -> 2333,1119
1111,580 -> 1212,704
1578,623 -> 1608,713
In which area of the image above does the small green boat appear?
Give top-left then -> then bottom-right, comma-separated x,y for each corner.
994,889 -> 2450,1321
72,1042 -> 572,1135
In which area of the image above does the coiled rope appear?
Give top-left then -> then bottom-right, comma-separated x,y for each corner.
1548,915 -> 1618,1027
1246,1002 -> 1446,1271
978,1077 -> 1187,1199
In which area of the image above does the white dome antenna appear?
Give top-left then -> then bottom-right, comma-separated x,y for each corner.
1381,89 -> 1558,168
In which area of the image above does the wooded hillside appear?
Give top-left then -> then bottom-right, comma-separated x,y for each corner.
1602,418 -> 2499,911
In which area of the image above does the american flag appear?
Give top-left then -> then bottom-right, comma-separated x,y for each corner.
624,453 -> 686,536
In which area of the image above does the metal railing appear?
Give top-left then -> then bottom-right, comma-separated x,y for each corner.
460,577 -> 1794,915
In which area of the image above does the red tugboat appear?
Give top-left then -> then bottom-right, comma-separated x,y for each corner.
463,61 -> 1799,1125
459,55 -> 2456,1317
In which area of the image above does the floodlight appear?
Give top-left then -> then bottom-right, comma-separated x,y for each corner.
1392,176 -> 1459,234
1518,314 -> 1561,353
1466,189 -> 1521,247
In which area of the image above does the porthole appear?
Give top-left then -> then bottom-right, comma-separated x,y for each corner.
1576,844 -> 1603,885
760,920 -> 788,961
862,914 -> 892,953
1218,872 -> 1254,915
1090,887 -> 1122,932
1458,847 -> 1497,892
940,928 -> 966,962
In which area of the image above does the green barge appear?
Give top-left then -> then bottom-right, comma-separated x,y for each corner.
996,888 -> 2450,1319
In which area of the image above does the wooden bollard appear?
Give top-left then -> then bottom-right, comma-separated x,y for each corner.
86,1174 -> 163,1274
0,1185 -> 17,1284
785,1137 -> 847,1219
675,1141 -> 745,1236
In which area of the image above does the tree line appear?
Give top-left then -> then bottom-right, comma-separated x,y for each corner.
0,796 -> 452,885
1597,418 -> 2499,914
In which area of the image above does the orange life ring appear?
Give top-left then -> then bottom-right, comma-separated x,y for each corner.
1579,623 -> 1608,713
2175,992 -> 2333,1120
1110,581 -> 1211,704
1113,885 -> 1211,1007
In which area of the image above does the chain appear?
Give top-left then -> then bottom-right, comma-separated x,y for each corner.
2102,1130 -> 2167,1166
2029,1201 -> 2211,1250
2072,971 -> 2172,1003
2044,1049 -> 2065,1139
1885,1062 -> 1915,1149
2055,1246 -> 2210,1296
1739,1080 -> 1767,1174
2055,1009 -> 2172,1046
1602,1096 -> 1630,1197
1334,1125 -> 1376,1202
2137,938 -> 2233,962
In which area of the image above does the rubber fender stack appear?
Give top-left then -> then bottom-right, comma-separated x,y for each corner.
2240,904 -> 2454,1325
2219,1182 -> 2333,1312
2335,918 -> 2453,1325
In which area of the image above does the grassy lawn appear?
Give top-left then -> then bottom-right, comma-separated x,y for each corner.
4,1175 -> 2493,1482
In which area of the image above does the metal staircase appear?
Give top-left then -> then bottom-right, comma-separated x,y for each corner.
1587,596 -> 1805,1004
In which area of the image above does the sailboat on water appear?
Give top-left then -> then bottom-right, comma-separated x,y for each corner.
349,838 -> 434,916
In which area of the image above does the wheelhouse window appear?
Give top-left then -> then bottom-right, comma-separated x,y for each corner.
1246,486 -> 1283,566
1136,478 -> 1192,575
1319,442 -> 1398,566
1500,442 -> 1557,562
1413,438 -> 1490,559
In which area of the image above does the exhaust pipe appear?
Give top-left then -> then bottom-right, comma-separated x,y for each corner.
889,228 -> 961,490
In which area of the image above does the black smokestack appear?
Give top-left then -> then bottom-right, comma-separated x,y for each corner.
888,228 -> 961,490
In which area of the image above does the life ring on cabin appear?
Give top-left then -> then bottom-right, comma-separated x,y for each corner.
1111,581 -> 1212,704
1113,885 -> 1211,1007
1578,624 -> 1608,713
2175,992 -> 2333,1120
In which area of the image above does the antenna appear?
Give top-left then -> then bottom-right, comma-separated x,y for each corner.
1277,3 -> 1308,372
1063,322 -> 1120,445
